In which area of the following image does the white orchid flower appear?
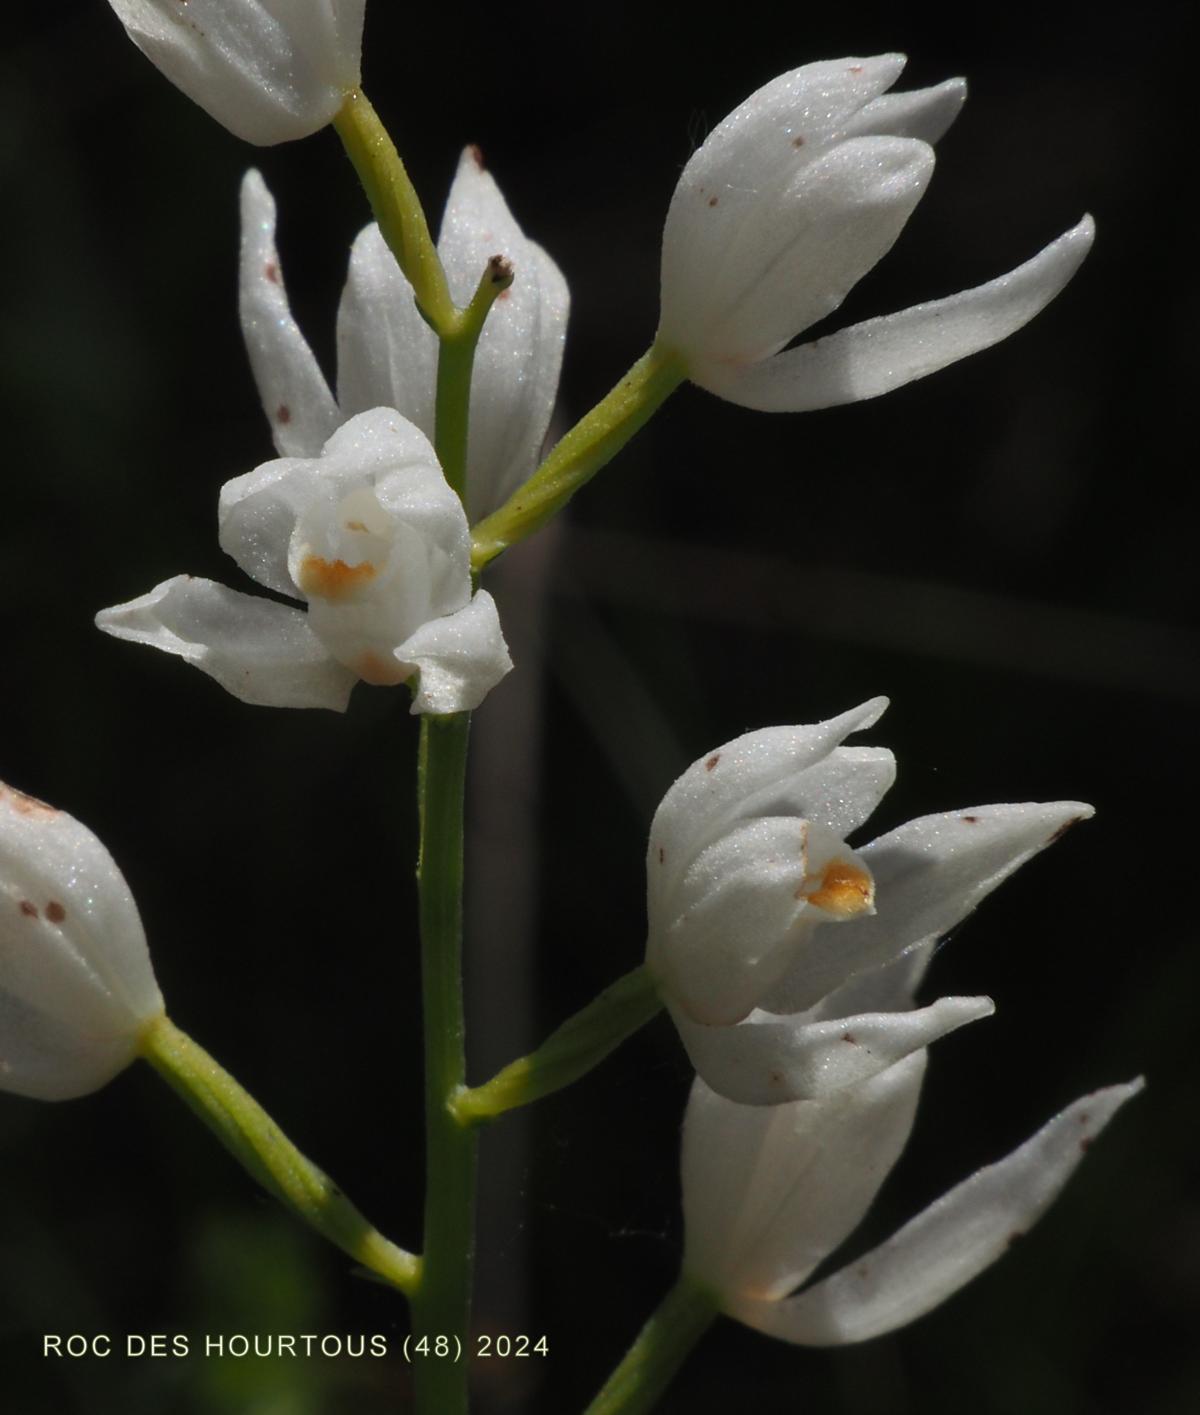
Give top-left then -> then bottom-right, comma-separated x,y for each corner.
682,1054 -> 1142,1344
107,0 -> 365,146
657,54 -> 1093,411
647,698 -> 1092,1103
95,409 -> 512,715
240,149 -> 568,523
0,783 -> 164,1102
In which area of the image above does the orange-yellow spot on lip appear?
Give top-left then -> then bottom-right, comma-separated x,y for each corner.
297,555 -> 376,602
802,858 -> 874,918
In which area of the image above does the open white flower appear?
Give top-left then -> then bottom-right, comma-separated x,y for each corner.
1,783 -> 164,1102
96,409 -> 512,714
107,0 -> 365,146
682,1056 -> 1142,1344
658,54 -> 1093,411
647,698 -> 1092,1103
241,148 -> 568,522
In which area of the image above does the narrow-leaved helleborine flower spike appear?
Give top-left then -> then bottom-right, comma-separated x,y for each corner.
0,783 -> 164,1101
682,1062 -> 1143,1344
240,148 -> 568,521
646,698 -> 1094,1104
657,55 -> 1094,411
107,0 -> 365,146
95,409 -> 512,714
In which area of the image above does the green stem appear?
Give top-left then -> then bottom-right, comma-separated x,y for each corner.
412,713 -> 475,1414
470,343 -> 688,569
583,1275 -> 719,1415
453,965 -> 662,1124
139,1014 -> 420,1296
333,90 -> 458,337
436,256 -> 515,499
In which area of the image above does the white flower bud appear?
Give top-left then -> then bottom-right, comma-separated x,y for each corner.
657,55 -> 1092,411
1,785 -> 163,1101
107,0 -> 366,146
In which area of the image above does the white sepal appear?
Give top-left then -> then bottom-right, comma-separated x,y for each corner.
108,0 -> 365,146
437,149 -> 570,521
704,217 -> 1095,412
727,1080 -> 1143,1345
764,800 -> 1095,1014
673,995 -> 993,1105
1,784 -> 163,1100
239,170 -> 339,457
682,1053 -> 927,1302
94,575 -> 357,712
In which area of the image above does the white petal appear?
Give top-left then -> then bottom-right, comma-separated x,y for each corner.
653,817 -> 818,1025
395,590 -> 513,715
682,1052 -> 926,1301
675,995 -> 992,1105
709,217 -> 1095,412
665,134 -> 933,368
220,408 -> 446,597
735,1080 -> 1144,1344
239,169 -> 340,457
336,223 -> 437,436
95,575 -> 356,711
844,78 -> 967,144
764,801 -> 1094,1014
0,784 -> 163,1100
437,148 -> 570,521
108,0 -> 364,146
648,698 -> 888,894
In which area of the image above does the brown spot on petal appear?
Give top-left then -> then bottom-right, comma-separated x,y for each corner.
658,847 -> 665,865
792,135 -> 806,148
1047,816 -> 1084,845
276,404 -> 292,424
467,143 -> 485,169
705,754 -> 721,772
264,261 -> 279,283
1077,1111 -> 1091,1125
842,1031 -> 859,1045
708,195 -> 719,207
345,520 -> 368,533
961,814 -> 980,824
1007,1231 -> 1025,1249
297,554 -> 377,602
803,859 -> 874,918
849,64 -> 864,74
18,900 -> 38,918
0,787 -> 58,818
1079,1137 -> 1093,1153
46,901 -> 66,924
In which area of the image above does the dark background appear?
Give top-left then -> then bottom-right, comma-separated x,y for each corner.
0,2 -> 1193,1411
